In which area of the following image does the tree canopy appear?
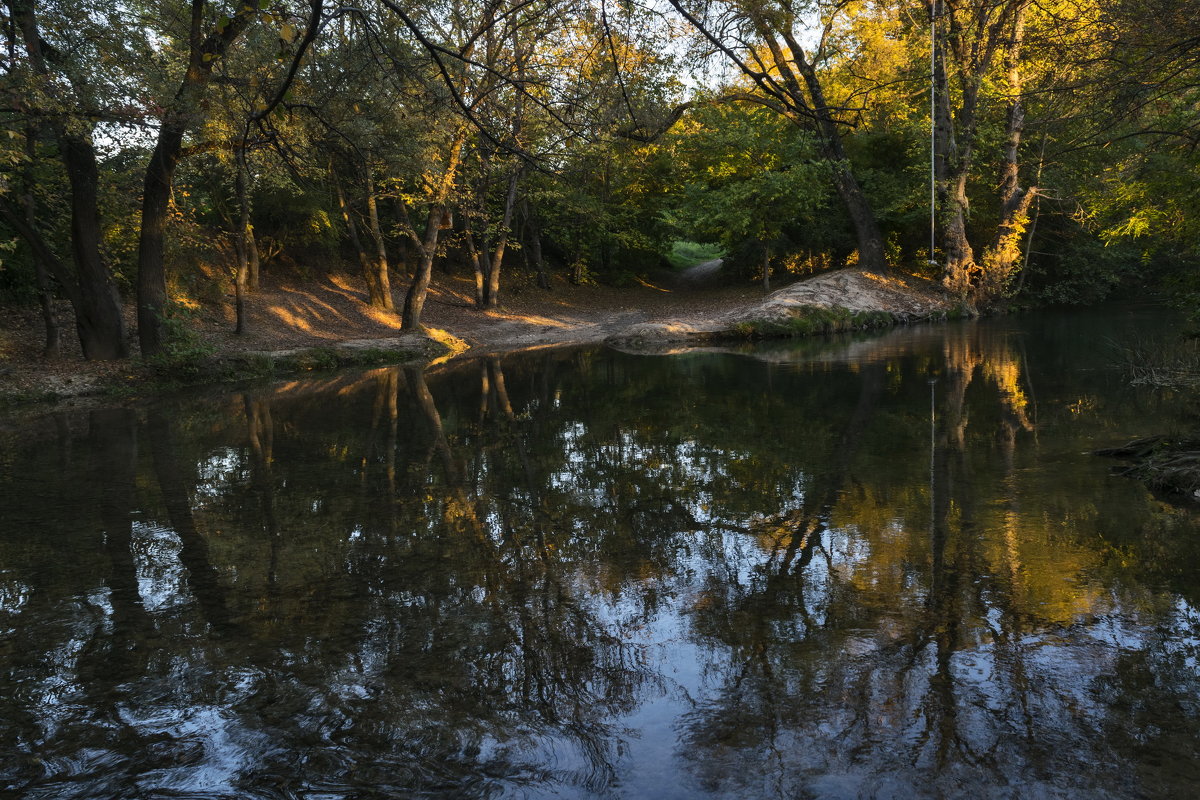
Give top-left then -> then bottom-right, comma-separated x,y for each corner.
1,0 -> 1197,359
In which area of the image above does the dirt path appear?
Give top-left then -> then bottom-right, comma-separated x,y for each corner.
674,258 -> 725,288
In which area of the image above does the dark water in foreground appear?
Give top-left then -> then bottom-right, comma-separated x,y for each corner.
3,307 -> 1200,799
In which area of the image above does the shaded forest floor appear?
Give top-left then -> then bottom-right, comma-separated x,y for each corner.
0,260 -> 952,404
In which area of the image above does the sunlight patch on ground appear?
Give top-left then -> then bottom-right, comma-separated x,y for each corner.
327,274 -> 359,293
363,306 -> 404,329
482,312 -> 575,328
267,306 -> 314,333
424,327 -> 470,365
636,277 -> 672,293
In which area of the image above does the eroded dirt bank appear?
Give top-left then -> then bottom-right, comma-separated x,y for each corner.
0,265 -> 955,405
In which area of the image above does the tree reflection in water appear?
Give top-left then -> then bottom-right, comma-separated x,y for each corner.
2,313 -> 1200,798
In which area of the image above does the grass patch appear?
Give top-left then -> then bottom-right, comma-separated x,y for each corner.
0,389 -> 62,408
731,306 -> 898,339
1115,335 -> 1200,389
667,241 -> 725,271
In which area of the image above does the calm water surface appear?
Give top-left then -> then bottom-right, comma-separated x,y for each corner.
3,307 -> 1200,799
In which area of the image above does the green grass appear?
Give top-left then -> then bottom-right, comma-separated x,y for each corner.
667,241 -> 726,271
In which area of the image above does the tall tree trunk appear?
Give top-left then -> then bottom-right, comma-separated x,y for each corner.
64,135 -> 129,359
135,3 -> 256,356
464,225 -> 487,307
10,0 -> 126,359
333,172 -> 374,292
23,129 -> 59,358
522,201 -> 550,290
402,128 -> 468,331
941,173 -> 976,298
483,168 -> 521,309
979,1 -> 1036,301
934,0 -> 1019,300
934,0 -> 976,296
136,112 -> 191,356
362,161 -> 394,310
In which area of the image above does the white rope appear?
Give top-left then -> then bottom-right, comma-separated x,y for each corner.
929,2 -> 938,266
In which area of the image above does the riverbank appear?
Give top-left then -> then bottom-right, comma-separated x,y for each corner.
0,264 -> 956,406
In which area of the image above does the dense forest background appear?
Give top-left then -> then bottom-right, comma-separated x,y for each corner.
0,0 -> 1197,361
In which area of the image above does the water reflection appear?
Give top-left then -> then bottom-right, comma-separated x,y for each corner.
2,311 -> 1200,798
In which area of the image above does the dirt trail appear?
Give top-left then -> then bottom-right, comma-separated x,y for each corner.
674,258 -> 725,288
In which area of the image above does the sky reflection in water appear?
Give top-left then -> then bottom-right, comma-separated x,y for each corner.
2,307 -> 1200,799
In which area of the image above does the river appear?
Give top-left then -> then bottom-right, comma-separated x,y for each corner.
2,305 -> 1198,798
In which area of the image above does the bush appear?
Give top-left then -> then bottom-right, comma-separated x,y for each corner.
143,304 -> 216,379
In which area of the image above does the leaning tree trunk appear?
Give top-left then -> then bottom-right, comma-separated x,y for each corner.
135,3 -> 255,356
829,163 -> 887,275
401,128 -> 468,331
64,135 -> 129,359
773,24 -> 888,276
333,174 -> 375,292
402,205 -> 452,330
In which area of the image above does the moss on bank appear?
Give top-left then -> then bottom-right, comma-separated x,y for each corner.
728,305 -> 930,339
732,307 -> 897,338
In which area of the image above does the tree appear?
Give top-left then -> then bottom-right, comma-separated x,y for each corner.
136,0 -> 320,355
665,103 -> 835,286
930,0 -> 1039,301
668,0 -> 891,275
1,0 -> 134,359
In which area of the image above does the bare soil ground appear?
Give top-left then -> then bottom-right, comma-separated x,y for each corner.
0,260 -> 951,403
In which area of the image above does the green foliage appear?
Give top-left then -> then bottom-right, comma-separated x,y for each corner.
662,104 -> 835,269
1021,231 -> 1153,306
142,304 -> 217,380
5,0 -> 1200,363
667,240 -> 725,271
